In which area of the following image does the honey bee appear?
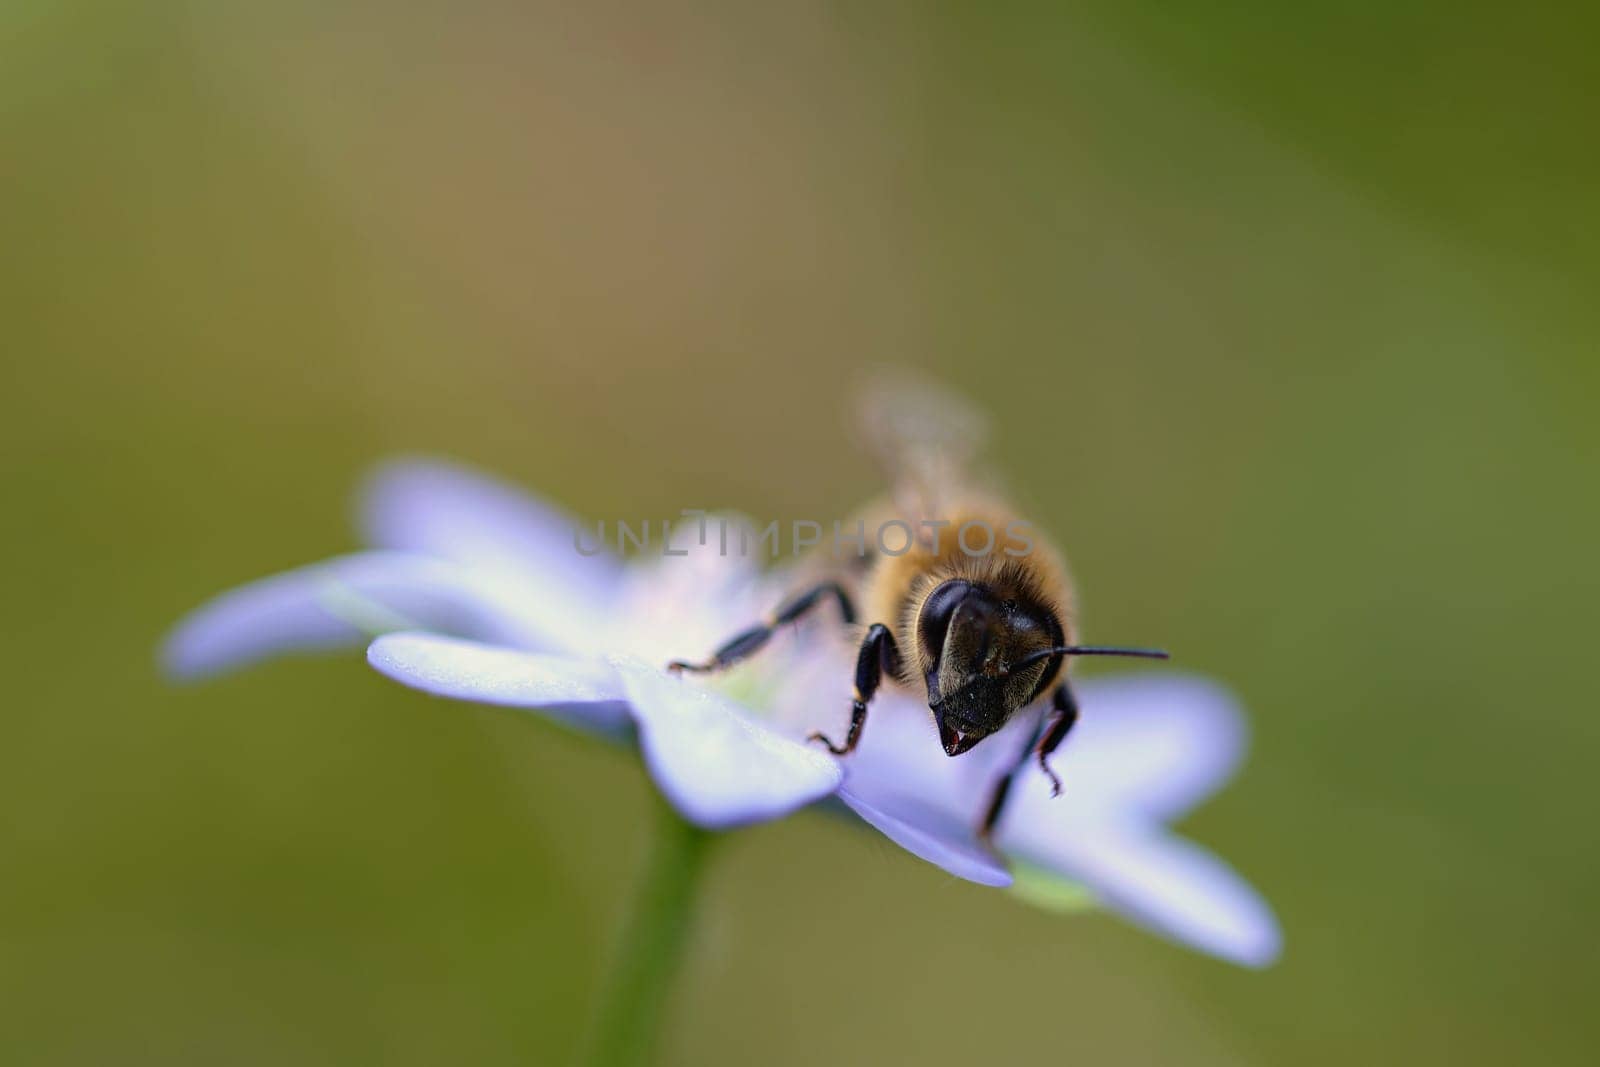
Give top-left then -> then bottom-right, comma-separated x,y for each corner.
668,375 -> 1168,839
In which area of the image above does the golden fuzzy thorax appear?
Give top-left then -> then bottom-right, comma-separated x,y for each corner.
854,492 -> 1078,695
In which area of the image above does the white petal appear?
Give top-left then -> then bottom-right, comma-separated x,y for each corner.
837,790 -> 1012,887
163,552 -> 556,680
1008,818 -> 1281,967
367,632 -> 631,736
1058,673 -> 1248,819
611,658 -> 842,830
359,458 -> 621,650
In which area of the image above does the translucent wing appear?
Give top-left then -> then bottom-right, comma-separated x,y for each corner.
855,370 -> 989,523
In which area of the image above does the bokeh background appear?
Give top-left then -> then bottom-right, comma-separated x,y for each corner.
5,2 -> 1598,1064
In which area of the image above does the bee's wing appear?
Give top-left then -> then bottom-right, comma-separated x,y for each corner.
855,370 -> 989,523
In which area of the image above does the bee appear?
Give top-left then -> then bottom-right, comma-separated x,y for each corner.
667,375 -> 1168,840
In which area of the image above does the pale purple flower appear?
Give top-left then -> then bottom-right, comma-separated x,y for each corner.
165,458 -> 1281,967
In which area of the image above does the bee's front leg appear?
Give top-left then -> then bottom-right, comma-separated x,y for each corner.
808,622 -> 900,756
978,681 -> 1078,841
667,581 -> 855,674
1034,681 -> 1079,797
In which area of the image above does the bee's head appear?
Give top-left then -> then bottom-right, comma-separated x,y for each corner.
917,579 -> 1058,757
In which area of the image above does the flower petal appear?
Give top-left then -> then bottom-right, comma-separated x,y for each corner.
1006,818 -> 1281,967
366,632 -> 631,736
611,658 -> 843,830
1060,674 -> 1248,820
836,790 -> 1012,887
359,458 -> 621,650
163,552 -> 555,680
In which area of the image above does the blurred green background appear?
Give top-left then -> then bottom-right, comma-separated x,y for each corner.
4,2 -> 1597,1064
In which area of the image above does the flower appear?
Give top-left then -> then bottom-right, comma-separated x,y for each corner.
164,458 -> 1281,966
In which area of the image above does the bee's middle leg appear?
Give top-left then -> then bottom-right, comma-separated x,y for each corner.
667,581 -> 855,674
808,623 -> 900,756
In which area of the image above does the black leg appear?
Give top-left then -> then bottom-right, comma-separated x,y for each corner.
808,623 -> 899,755
667,581 -> 855,674
1035,681 -> 1080,797
977,681 -> 1080,841
977,716 -> 1048,842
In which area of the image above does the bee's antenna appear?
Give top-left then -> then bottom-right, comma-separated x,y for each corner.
1003,646 -> 1170,676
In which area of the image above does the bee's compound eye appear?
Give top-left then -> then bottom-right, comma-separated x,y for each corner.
916,579 -> 971,661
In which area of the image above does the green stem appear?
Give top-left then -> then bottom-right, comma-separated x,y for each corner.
578,798 -> 715,1067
